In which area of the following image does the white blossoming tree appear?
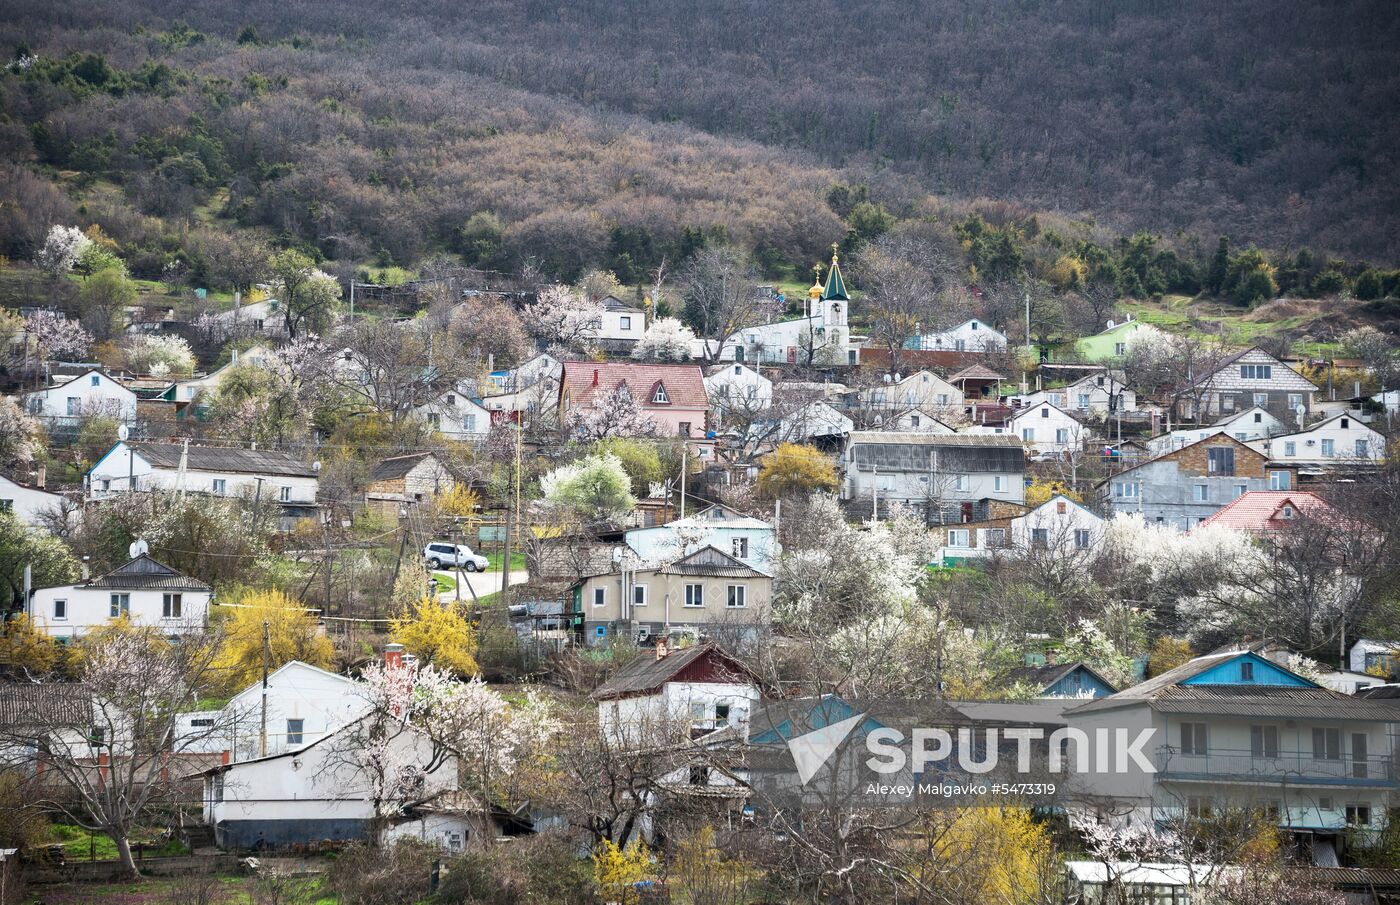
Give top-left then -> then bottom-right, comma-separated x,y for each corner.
540,452 -> 637,522
0,397 -> 40,466
521,283 -> 605,355
630,316 -> 695,362
22,310 -> 93,364
34,225 -> 92,277
120,334 -> 196,378
570,385 -> 658,440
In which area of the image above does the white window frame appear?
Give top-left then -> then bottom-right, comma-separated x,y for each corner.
732,537 -> 749,559
947,529 -> 970,548
110,593 -> 130,618
1193,484 -> 1209,502
1321,438 -> 1335,457
280,486 -> 292,502
632,584 -> 647,608
726,585 -> 746,608
53,598 -> 67,620
993,475 -> 1006,493
592,587 -> 606,608
212,479 -> 226,495
684,584 -> 704,608
162,593 -> 182,619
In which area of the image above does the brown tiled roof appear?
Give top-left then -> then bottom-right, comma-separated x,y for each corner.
562,361 -> 707,409
1198,491 -> 1332,530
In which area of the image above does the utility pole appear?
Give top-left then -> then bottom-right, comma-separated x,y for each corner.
679,442 -> 688,519
258,619 -> 270,758
1024,291 -> 1031,352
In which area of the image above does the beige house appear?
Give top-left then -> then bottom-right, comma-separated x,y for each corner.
570,546 -> 771,647
365,452 -> 456,519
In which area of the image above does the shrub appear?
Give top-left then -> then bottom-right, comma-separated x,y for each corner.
326,841 -> 434,905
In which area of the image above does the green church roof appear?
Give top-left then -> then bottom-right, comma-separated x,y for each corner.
821,245 -> 849,301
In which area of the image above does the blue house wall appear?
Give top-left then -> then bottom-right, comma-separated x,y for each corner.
1045,666 -> 1116,698
1181,652 -> 1315,688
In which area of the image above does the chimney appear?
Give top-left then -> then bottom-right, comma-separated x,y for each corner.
593,369 -> 600,387
655,637 -> 669,660
384,643 -> 405,670
35,465 -> 45,489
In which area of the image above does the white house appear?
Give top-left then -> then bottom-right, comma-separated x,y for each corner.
938,494 -> 1104,562
23,369 -> 138,423
28,554 -> 212,640
0,473 -> 67,527
590,296 -> 646,345
1350,640 -> 1400,677
624,504 -> 779,572
87,442 -> 320,527
203,661 -> 370,763
976,401 -> 1094,454
166,345 -> 278,403
1013,372 -> 1137,416
860,370 -> 964,411
485,353 -> 561,394
209,297 -> 286,338
771,401 -> 854,443
1246,411 -> 1388,466
1147,406 -> 1287,455
1066,650 -> 1400,855
415,389 -> 491,440
592,643 -> 761,747
1183,347 -> 1318,421
907,318 -> 1007,352
705,363 -> 774,417
198,716 -> 458,850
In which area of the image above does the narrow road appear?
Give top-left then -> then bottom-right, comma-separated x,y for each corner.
432,568 -> 529,604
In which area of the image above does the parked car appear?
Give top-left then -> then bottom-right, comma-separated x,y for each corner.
423,542 -> 489,571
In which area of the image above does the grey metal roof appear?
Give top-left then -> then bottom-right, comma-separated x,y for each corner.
0,682 -> 91,728
86,555 -> 210,591
370,453 -> 436,482
127,442 -> 316,478
659,545 -> 769,578
847,432 -> 1026,473
591,644 -> 752,701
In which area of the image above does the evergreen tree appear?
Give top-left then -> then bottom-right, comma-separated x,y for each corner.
1205,235 -> 1230,295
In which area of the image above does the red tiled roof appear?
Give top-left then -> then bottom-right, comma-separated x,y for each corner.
1197,491 -> 1331,531
561,360 -> 708,409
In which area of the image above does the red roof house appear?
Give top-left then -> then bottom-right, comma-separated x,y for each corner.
1197,490 -> 1334,532
559,361 -> 709,440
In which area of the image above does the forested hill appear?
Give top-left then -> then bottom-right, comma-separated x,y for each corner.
2,0 -> 1397,273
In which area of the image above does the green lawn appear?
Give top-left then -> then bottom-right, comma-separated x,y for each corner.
484,551 -> 527,573
36,875 -> 337,905
51,824 -> 188,860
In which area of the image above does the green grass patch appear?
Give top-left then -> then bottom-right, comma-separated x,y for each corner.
484,551 -> 527,572
51,824 -> 189,860
431,572 -> 457,592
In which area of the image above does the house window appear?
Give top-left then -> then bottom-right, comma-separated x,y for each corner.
1250,725 -> 1277,759
985,528 -> 1006,547
1193,484 -> 1209,502
1241,364 -> 1273,380
1114,342 -> 1126,356
1207,447 -> 1235,475
1253,412 -> 1263,423
464,414 -> 478,432
1253,393 -> 1268,407
1040,407 -> 1050,418
592,587 -> 606,607
277,486 -> 290,503
1319,438 -> 1335,457
1073,529 -> 1091,550
1283,441 -> 1296,457
90,375 -> 100,387
1240,661 -> 1254,682
286,719 -> 304,746
1077,394 -> 1090,409
1055,428 -> 1069,444
53,599 -> 67,620
1312,727 -> 1341,760
652,384 -> 669,404
937,393 -> 949,405
1031,528 -> 1049,548
1269,470 -> 1291,490
162,594 -> 182,618
993,476 -> 1006,493
1181,722 -> 1208,756
678,422 -> 691,437
952,474 -> 968,492
632,584 -> 647,607
110,594 -> 130,618
66,397 -> 80,416
0,500 -> 10,512
1221,395 -> 1235,412
947,529 -> 970,548
726,585 -> 746,608
910,415 -> 921,427
1021,428 -> 1035,442
731,537 -> 749,559
213,773 -> 224,803
1347,804 -> 1373,826
1356,439 -> 1368,457
1233,484 -> 1247,499
1113,481 -> 1138,499
714,703 -> 731,727
212,479 -> 226,495
1186,796 -> 1213,819
684,584 -> 704,607
1288,393 -> 1303,409
619,316 -> 631,330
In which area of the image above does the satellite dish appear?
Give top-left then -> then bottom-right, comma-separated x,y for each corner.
312,460 -> 323,473
128,538 -> 149,559
1295,404 -> 1306,429
117,424 -> 129,442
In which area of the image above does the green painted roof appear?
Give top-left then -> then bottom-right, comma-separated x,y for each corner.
821,251 -> 849,301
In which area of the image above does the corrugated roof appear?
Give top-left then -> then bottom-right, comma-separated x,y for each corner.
0,682 -> 91,728
847,432 -> 1026,473
659,545 -> 770,578
948,364 -> 1006,382
1005,662 -> 1118,694
126,442 -> 316,477
86,554 -> 211,591
562,361 -> 708,410
370,453 -> 437,482
591,644 -> 753,700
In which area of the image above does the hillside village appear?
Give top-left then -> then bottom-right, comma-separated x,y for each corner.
0,229 -> 1395,904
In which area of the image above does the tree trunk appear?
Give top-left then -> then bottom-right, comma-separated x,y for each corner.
113,832 -> 140,879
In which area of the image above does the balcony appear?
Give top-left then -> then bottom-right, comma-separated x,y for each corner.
1156,749 -> 1396,788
